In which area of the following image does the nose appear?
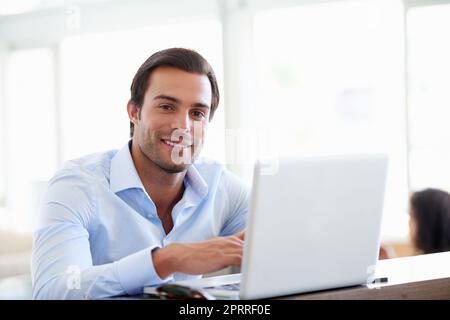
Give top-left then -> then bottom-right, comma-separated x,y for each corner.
171,111 -> 192,131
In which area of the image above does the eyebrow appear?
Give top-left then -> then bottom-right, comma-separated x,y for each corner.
154,94 -> 210,109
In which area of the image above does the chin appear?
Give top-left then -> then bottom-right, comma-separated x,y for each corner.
149,144 -> 200,173
165,147 -> 200,172
156,159 -> 190,173
163,164 -> 189,173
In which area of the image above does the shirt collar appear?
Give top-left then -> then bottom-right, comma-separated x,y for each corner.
110,140 -> 145,193
110,140 -> 209,200
185,164 -> 209,200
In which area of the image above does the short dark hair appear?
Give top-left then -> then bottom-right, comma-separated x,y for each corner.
410,188 -> 450,254
128,47 -> 220,137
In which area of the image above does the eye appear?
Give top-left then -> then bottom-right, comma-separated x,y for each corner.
191,110 -> 206,119
159,104 -> 174,111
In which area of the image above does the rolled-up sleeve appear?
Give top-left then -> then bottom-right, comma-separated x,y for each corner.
31,171 -> 170,299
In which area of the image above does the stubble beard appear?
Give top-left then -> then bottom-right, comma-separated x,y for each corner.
139,130 -> 200,174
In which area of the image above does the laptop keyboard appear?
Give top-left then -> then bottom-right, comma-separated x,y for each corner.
205,283 -> 241,291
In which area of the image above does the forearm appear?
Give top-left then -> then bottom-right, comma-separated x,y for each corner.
152,244 -> 181,279
152,234 -> 244,277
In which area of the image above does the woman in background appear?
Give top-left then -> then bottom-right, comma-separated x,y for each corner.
379,188 -> 450,259
409,188 -> 450,254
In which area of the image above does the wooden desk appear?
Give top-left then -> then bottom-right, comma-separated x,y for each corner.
110,252 -> 450,300
281,251 -> 450,300
281,277 -> 450,300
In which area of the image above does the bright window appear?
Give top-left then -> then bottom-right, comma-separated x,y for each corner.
253,0 -> 408,240
4,48 -> 57,231
0,88 -> 5,224
407,4 -> 450,193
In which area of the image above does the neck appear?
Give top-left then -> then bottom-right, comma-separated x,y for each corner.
130,140 -> 186,212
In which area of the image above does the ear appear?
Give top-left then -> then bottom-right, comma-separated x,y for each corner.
127,100 -> 140,126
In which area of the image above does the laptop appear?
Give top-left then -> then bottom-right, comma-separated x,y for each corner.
144,154 -> 388,299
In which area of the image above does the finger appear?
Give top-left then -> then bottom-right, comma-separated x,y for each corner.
234,230 -> 245,241
225,236 -> 244,247
222,247 -> 244,256
226,254 -> 242,267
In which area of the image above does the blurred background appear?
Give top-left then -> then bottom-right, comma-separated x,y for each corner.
0,0 -> 450,298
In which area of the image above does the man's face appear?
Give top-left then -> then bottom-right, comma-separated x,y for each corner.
129,66 -> 212,173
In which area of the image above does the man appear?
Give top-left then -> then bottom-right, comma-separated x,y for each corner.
32,48 -> 249,299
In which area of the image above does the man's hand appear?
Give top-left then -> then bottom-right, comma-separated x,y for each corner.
152,230 -> 245,279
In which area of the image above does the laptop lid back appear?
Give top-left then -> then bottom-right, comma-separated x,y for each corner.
240,154 -> 388,299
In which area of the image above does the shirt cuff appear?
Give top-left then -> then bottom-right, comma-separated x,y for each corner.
114,245 -> 173,295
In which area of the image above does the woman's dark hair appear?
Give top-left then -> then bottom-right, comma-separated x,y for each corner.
410,188 -> 450,254
128,47 -> 220,137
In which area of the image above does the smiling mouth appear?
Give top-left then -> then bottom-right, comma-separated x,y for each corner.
161,139 -> 192,149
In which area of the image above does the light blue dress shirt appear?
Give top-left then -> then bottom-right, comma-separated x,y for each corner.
31,141 -> 249,299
